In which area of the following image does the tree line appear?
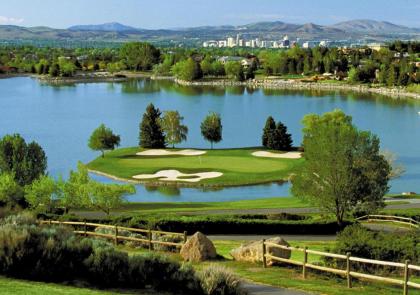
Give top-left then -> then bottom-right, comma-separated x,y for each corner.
1,41 -> 418,87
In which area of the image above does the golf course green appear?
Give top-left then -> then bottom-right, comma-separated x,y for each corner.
87,147 -> 304,187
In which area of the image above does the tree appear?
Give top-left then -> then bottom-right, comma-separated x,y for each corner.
200,112 -> 222,149
0,173 -> 22,205
262,117 -> 293,150
88,124 -> 121,157
159,111 -> 188,148
291,110 -> 390,225
139,104 -> 166,148
272,121 -> 293,151
171,58 -> 203,81
24,175 -> 59,211
224,61 -> 244,81
0,134 -> 47,186
59,162 -> 91,213
262,116 -> 276,147
60,162 -> 135,215
85,181 -> 135,216
120,42 -> 161,71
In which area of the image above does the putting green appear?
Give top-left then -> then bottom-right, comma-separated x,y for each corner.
87,147 -> 304,187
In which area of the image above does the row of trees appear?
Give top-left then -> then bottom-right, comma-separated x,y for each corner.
139,104 -> 222,149
0,134 -> 135,215
2,41 -> 417,86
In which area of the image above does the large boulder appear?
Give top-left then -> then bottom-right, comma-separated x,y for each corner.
180,232 -> 217,262
230,237 -> 291,266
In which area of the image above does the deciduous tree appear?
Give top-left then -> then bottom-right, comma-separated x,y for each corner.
88,124 -> 121,157
291,110 -> 390,225
201,112 -> 222,149
159,111 -> 188,148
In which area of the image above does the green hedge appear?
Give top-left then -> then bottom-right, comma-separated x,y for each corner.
47,213 -> 350,235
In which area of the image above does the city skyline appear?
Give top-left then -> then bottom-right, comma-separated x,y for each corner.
1,0 -> 420,29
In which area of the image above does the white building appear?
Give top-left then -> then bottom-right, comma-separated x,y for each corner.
227,37 -> 236,47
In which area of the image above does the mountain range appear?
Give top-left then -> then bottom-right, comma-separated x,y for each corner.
0,19 -> 419,44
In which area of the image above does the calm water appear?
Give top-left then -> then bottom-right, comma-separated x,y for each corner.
1,77 -> 420,202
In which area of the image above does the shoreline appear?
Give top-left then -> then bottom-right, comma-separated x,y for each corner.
1,72 -> 418,100
175,78 -> 420,100
88,169 -> 289,189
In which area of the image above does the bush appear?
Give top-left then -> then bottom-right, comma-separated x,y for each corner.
199,265 -> 248,295
0,220 -> 93,281
0,214 -> 216,294
326,225 -> 419,273
85,247 -> 129,287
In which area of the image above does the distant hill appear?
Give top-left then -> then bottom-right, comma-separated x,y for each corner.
68,22 -> 139,32
330,19 -> 419,33
0,19 -> 418,44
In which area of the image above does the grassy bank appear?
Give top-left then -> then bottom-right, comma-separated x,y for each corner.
87,147 -> 304,187
0,276 -> 162,295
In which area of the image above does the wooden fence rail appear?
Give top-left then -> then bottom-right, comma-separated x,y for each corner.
262,240 -> 420,295
40,220 -> 187,250
356,214 -> 419,228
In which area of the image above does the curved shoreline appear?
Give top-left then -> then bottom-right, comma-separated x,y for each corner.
175,78 -> 420,100
88,169 -> 289,189
2,73 -> 418,99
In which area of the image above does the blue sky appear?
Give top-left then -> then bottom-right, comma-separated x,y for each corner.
1,0 -> 419,29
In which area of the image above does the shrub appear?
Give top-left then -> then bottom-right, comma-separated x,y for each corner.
199,265 -> 248,295
0,214 -> 206,294
327,225 -> 419,273
84,247 -> 129,287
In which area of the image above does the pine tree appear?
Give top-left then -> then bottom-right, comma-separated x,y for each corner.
274,121 -> 293,151
262,116 -> 276,147
139,103 -> 166,148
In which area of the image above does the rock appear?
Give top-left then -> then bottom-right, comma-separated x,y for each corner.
230,237 -> 291,266
180,232 -> 217,262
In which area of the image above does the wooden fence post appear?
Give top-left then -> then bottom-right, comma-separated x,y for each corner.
114,225 -> 118,246
183,231 -> 188,244
346,252 -> 352,288
403,260 -> 410,295
303,247 -> 308,279
262,239 -> 267,268
84,221 -> 87,236
148,229 -> 153,251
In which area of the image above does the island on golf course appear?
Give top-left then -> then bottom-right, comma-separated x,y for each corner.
87,147 -> 304,187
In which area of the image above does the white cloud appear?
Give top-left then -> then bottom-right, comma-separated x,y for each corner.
0,16 -> 24,25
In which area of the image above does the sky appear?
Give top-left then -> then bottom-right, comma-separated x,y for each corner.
0,0 -> 419,29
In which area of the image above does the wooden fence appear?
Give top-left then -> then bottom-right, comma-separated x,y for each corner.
262,240 -> 420,295
40,220 -> 187,250
356,214 -> 419,229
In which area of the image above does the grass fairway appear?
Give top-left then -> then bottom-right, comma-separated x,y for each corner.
87,147 -> 304,187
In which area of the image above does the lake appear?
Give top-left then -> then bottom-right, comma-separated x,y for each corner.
1,77 -> 420,202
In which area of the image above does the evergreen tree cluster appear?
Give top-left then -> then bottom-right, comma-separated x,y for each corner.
139,104 -> 166,148
262,116 -> 293,151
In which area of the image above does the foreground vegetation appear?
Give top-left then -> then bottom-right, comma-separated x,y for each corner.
88,147 -> 303,187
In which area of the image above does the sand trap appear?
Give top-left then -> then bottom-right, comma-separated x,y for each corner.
136,149 -> 206,156
252,151 -> 302,159
132,169 -> 223,183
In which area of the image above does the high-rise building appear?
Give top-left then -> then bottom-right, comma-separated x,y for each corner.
227,37 -> 235,47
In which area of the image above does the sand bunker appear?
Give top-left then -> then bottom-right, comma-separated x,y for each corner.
252,151 -> 302,159
136,149 -> 206,156
132,169 -> 223,183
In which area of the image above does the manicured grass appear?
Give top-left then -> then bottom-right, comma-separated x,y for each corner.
87,147 -> 304,187
106,197 -> 310,214
0,276 -> 159,295
387,194 -> 420,200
